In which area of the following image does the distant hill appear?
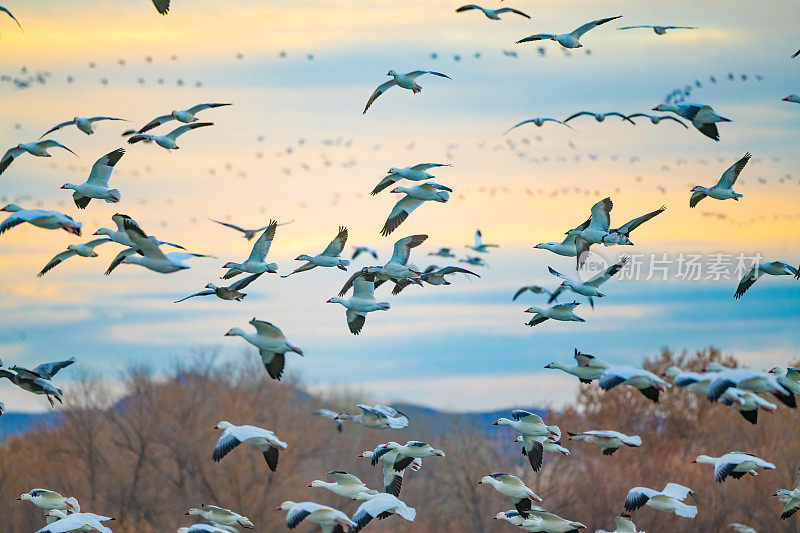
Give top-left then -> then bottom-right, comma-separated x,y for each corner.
0,412 -> 62,441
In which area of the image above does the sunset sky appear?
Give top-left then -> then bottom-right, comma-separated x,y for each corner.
1,0 -> 798,413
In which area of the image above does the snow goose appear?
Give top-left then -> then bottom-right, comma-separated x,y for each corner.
775,469 -> 800,519
104,215 -> 212,274
693,452 -> 775,482
363,70 -> 451,114
370,163 -> 450,195
127,122 -> 213,149
478,473 -> 542,517
338,235 -> 428,295
690,152 -> 750,208
429,247 -> 456,257
186,504 -> 253,528
522,510 -> 586,532
769,367 -> 800,396
505,118 -> 571,134
1,6 -> 22,30
624,483 -> 697,518
513,430 -> 570,472
627,113 -> 688,127
706,367 -> 794,406
604,205 -> 666,246
0,140 -> 77,176
95,213 -> 185,250
151,0 -> 170,15
137,103 -> 231,133
455,4 -> 530,20
359,448 -> 421,496
327,273 -> 390,334
175,272 -> 263,303
351,493 -> 415,532
335,404 -> 408,429
37,238 -> 113,276
517,16 -> 621,48
221,220 -> 279,279
494,509 -> 528,527
783,94 -> 800,104
381,184 -> 449,236
535,233 -> 579,257
567,197 -> 612,266
212,421 -> 286,472
38,510 -> 114,533
18,489 -> 79,512
651,102 -> 731,141
0,204 -> 81,236
547,257 -> 628,308
224,318 -> 303,380
460,255 -> 487,267
618,25 -> 696,35
665,366 -> 716,394
371,441 -> 445,473
60,148 -> 125,208
390,265 -> 478,294
728,524 -> 757,533
283,226 -> 349,277
352,246 -> 378,260
314,409 -> 343,432
40,116 -> 126,139
209,218 -> 292,240
467,229 -> 498,252
10,356 -> 75,382
719,387 -> 777,424
564,111 -> 635,125
494,410 -> 560,440
599,365 -> 670,402
567,429 -> 642,455
545,349 -> 609,383
734,261 -> 798,299
513,285 -> 554,301
277,501 -> 356,533
595,513 -> 640,533
309,472 -> 379,499
0,367 -> 63,406
524,302 -> 585,326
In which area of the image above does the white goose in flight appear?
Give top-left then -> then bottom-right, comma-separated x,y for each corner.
522,511 -> 586,532
221,220 -> 279,279
327,272 -> 390,335
359,447 -> 422,496
599,365 -> 670,402
39,116 -> 126,139
719,387 -> 777,425
0,140 -> 77,176
782,94 -> 800,104
652,102 -> 731,141
478,473 -> 541,518
534,233 -> 580,257
17,489 -> 79,512
0,204 -> 81,236
283,226 -> 349,277
38,510 -> 115,533
624,483 -> 697,518
363,70 -> 452,114
567,197 -> 612,266
174,272 -> 263,303
524,302 -> 585,326
513,433 -> 570,472
185,504 -> 253,529
455,4 -> 530,20
690,152 -> 750,207
493,410 -> 559,439
94,213 -> 185,250
564,111 -> 635,125
224,318 -> 303,380
278,501 -> 355,533
545,349 -> 609,383
136,103 -> 231,133
309,471 -> 379,499
210,218 -> 291,240
705,367 -> 794,406
338,235 -> 428,295
60,148 -> 125,208
775,469 -> 800,520
547,256 -> 628,308
370,163 -> 450,195
1,6 -> 22,30
467,229 -> 498,252
127,122 -> 213,149
352,493 -> 415,532
692,452 -> 775,483
37,238 -> 113,277
567,429 -> 642,455
336,404 -> 409,429
212,421 -> 286,472
104,215 -> 211,274
626,113 -> 688,127
604,205 -> 666,246
381,183 -> 450,236
619,25 -> 696,35
504,117 -> 571,134
517,16 -> 621,48
734,261 -> 798,299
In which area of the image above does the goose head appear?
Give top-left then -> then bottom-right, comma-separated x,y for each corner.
224,327 -> 246,337
214,420 -> 234,431
59,183 -> 78,190
93,228 -> 113,237
277,501 -> 297,511
295,254 -> 313,261
326,297 -> 346,305
205,283 -> 219,290
1,204 -> 23,212
387,70 -> 398,77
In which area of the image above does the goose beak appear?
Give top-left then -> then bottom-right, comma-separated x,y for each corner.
544,363 -> 552,368
326,298 -> 334,303
307,483 -> 313,487
492,421 -> 499,425
651,106 -> 659,111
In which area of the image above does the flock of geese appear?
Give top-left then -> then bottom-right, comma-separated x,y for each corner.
2,2 -> 800,533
